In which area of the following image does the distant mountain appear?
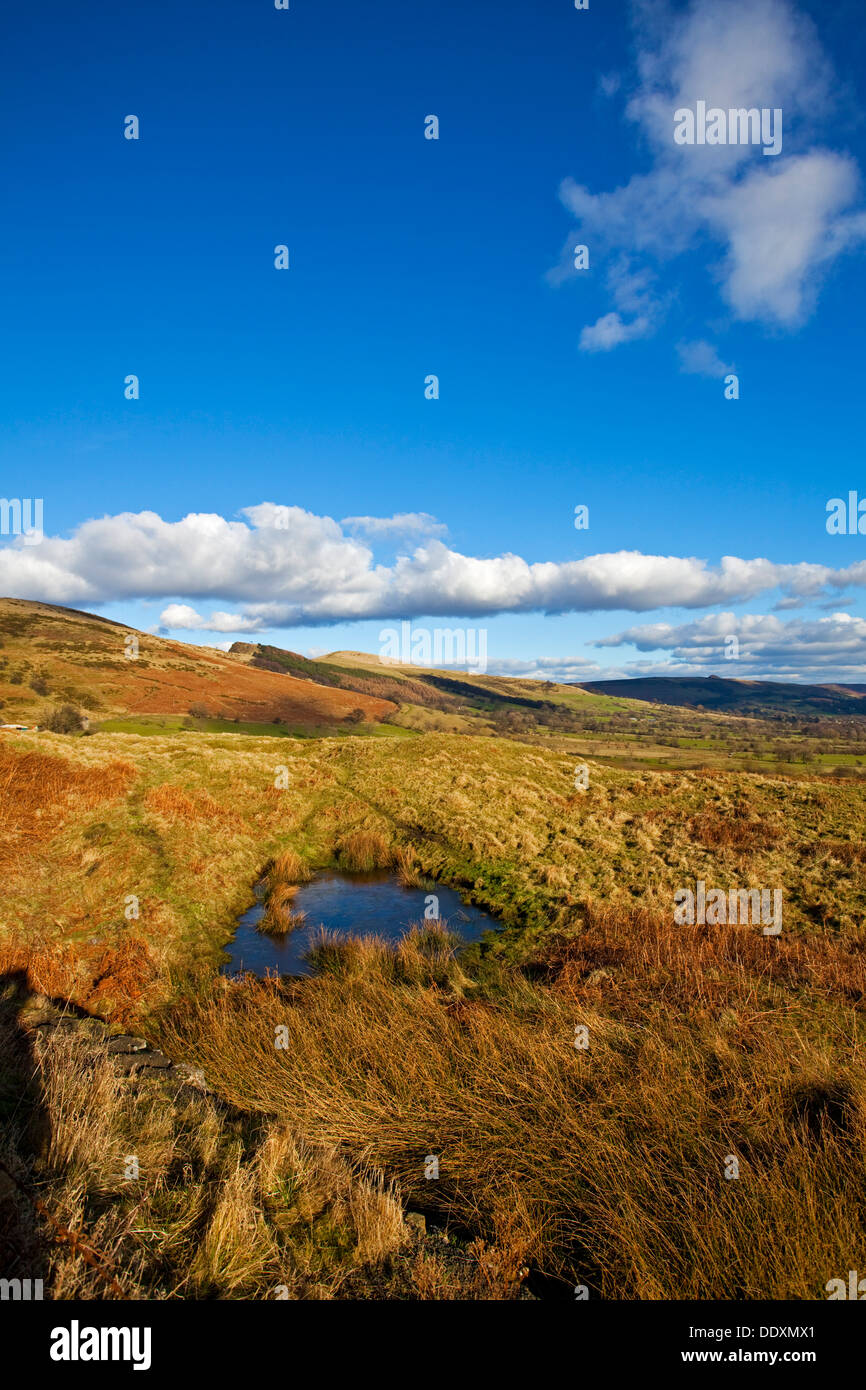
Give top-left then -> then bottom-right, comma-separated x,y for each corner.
579,675 -> 866,718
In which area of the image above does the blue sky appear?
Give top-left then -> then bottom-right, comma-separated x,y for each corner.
2,0 -> 866,682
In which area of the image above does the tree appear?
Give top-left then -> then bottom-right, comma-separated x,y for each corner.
345,708 -> 366,724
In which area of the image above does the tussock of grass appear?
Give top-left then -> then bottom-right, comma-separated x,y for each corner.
268,848 -> 312,886
305,921 -> 471,993
336,829 -> 391,872
394,845 -> 428,888
258,883 -> 307,936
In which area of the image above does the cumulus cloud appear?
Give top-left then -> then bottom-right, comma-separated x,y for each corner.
593,610 -> 866,680
158,604 -> 263,634
556,0 -> 866,343
2,502 -> 866,633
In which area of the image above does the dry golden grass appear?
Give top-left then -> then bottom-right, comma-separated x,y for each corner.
1,1015 -> 419,1301
536,899 -> 866,1013
258,883 -> 307,936
143,783 -> 239,825
0,745 -> 135,872
159,909 -> 866,1300
268,848 -> 312,885
336,829 -> 392,872
689,808 -> 782,851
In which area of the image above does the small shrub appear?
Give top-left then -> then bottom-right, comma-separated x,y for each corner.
44,705 -> 85,735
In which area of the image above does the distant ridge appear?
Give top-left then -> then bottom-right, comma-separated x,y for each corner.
580,675 -> 866,718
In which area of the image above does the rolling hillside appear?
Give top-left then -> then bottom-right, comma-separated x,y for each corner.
0,599 -> 396,731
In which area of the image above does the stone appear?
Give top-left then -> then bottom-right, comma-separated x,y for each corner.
106,1035 -> 148,1053
112,1050 -> 173,1072
173,1063 -> 208,1090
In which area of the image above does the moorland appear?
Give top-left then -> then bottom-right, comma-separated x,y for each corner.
1,597 -> 865,1300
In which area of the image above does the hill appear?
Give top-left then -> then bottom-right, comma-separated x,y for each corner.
230,639 -> 644,736
580,674 -> 866,719
0,598 -> 395,732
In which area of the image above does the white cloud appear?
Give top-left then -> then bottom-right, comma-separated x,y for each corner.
3,502 -> 866,633
593,609 -> 866,679
556,0 -> 866,342
676,339 -> 733,377
703,150 -> 866,325
340,512 -> 447,539
158,604 -> 263,633
580,312 -> 652,351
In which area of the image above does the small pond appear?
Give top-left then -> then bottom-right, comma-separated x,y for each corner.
222,869 -> 499,978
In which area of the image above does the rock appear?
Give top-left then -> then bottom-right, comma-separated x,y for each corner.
112,1050 -> 173,1073
405,1212 -> 426,1236
21,1010 -> 56,1029
106,1035 -> 148,1054
78,1018 -> 110,1041
173,1063 -> 208,1090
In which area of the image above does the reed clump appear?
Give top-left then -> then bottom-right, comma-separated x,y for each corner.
258,882 -> 307,936
269,847 -> 313,886
336,829 -> 391,872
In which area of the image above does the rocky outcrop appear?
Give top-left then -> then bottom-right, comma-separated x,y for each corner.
22,997 -> 209,1093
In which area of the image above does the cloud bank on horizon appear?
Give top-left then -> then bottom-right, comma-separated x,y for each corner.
1,502 -> 865,645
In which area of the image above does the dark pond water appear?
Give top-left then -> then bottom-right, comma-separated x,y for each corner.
222,870 -> 499,978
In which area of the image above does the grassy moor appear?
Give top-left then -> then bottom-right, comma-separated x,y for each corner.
1,601 -> 865,1301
